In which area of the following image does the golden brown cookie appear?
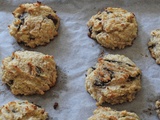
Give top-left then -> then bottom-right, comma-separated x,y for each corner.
148,29 -> 160,64
2,50 -> 57,95
8,1 -> 60,48
87,7 -> 138,49
0,100 -> 48,120
88,107 -> 140,120
85,54 -> 141,105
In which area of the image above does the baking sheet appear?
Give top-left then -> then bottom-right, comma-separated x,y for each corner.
0,0 -> 160,119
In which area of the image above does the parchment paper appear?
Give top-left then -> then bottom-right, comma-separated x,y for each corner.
0,0 -> 160,119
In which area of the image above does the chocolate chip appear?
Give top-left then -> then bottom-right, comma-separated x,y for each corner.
91,67 -> 96,70
35,104 -> 41,108
17,12 -> 28,30
37,1 -> 41,4
121,85 -> 126,88
7,80 -> 14,86
148,44 -> 156,49
53,10 -> 57,13
96,18 -> 102,20
105,10 -> 113,14
127,74 -> 140,82
29,35 -> 35,40
95,31 -> 101,35
12,109 -> 17,113
35,66 -> 43,76
104,59 -> 133,67
47,14 -> 58,25
11,57 -> 14,60
94,80 -> 110,88
103,67 -> 114,79
88,26 -> 92,37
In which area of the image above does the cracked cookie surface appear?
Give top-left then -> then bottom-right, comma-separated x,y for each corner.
0,100 -> 48,120
87,7 -> 138,49
88,107 -> 140,120
148,29 -> 160,64
85,54 -> 141,105
8,1 -> 60,48
2,50 -> 57,95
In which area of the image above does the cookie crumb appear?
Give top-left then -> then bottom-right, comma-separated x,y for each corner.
53,102 -> 58,109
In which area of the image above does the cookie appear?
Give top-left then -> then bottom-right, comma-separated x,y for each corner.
148,29 -> 160,64
85,54 -> 141,105
88,107 -> 140,120
87,7 -> 138,49
8,1 -> 60,48
155,100 -> 160,118
0,100 -> 48,120
2,50 -> 57,95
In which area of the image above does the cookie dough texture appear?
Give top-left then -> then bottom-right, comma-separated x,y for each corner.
148,29 -> 160,64
0,100 -> 48,120
85,54 -> 141,105
2,50 -> 57,95
155,100 -> 160,118
87,7 -> 138,49
8,1 -> 60,48
88,107 -> 140,120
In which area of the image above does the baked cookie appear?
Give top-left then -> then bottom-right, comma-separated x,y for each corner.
85,54 -> 141,105
8,1 -> 60,48
155,100 -> 160,118
148,29 -> 160,64
87,7 -> 138,49
2,50 -> 57,95
0,100 -> 48,120
88,107 -> 140,120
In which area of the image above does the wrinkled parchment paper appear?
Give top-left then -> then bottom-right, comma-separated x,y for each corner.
1,0 -> 160,119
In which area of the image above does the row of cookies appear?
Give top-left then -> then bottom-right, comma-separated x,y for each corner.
0,1 -> 159,120
86,7 -> 160,120
0,2 -> 59,119
86,7 -> 141,120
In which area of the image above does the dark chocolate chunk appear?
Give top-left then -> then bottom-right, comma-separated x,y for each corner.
11,57 -> 14,60
35,66 -> 43,76
94,80 -> 110,88
127,73 -> 140,82
96,18 -> 102,20
35,104 -> 41,108
88,26 -> 92,37
91,67 -> 96,70
17,12 -> 28,30
120,85 -> 126,88
103,67 -> 114,79
29,35 -> 35,40
95,30 -> 101,35
148,44 -> 156,49
12,109 -> 17,113
7,80 -> 14,86
47,14 -> 58,25
37,1 -> 41,4
104,59 -> 133,67
105,10 -> 113,14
